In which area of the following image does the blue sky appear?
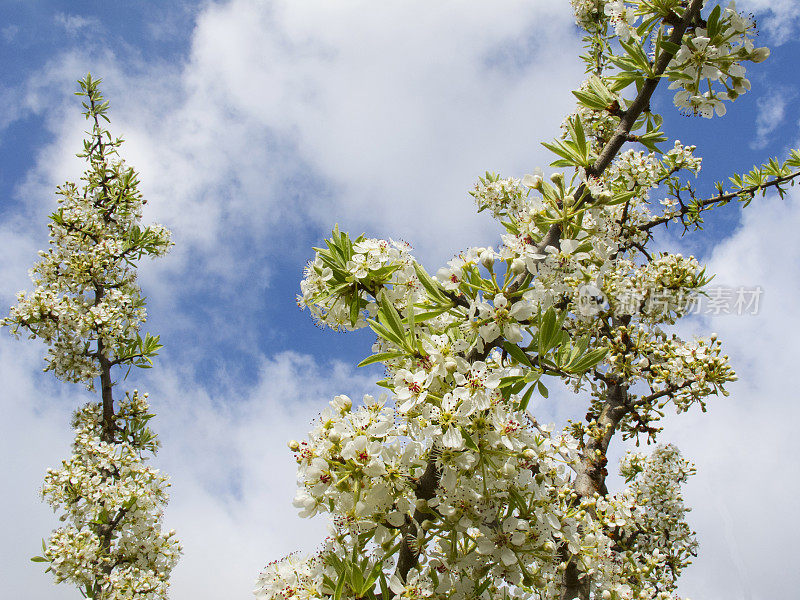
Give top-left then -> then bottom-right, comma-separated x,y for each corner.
1,1 -> 799,599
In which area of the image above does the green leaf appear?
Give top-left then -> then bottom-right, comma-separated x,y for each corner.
462,427 -> 478,450
413,262 -> 450,304
366,319 -> 405,349
537,380 -> 549,399
517,383 -> 536,411
706,4 -> 722,37
503,341 -> 534,368
499,375 -> 526,389
659,40 -> 680,56
360,560 -> 385,597
349,295 -> 360,327
572,89 -> 607,110
538,308 -> 566,355
357,351 -> 405,368
413,306 -> 452,322
333,568 -> 347,600
406,304 -> 417,346
567,348 -> 609,374
378,291 -> 407,345
30,556 -> 49,563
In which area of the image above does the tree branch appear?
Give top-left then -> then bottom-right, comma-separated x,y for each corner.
639,169 -> 800,232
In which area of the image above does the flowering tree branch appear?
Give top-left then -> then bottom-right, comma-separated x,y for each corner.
3,75 -> 180,600
254,2 -> 780,600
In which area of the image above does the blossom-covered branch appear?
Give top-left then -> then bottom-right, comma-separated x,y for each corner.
3,75 -> 180,600
258,2 -> 786,600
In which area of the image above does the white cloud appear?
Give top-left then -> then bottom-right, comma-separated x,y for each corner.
736,0 -> 800,45
656,188 -> 800,600
6,0 -> 584,282
750,88 -> 795,150
0,337 -> 86,600
54,13 -> 102,37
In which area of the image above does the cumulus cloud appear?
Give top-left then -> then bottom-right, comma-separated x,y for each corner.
655,187 -> 800,600
0,337 -> 86,600
7,0 -> 584,279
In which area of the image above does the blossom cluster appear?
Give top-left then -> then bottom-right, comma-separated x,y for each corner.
2,146 -> 171,386
593,444 -> 698,599
298,235 -> 421,331
668,5 -> 769,118
40,393 -> 181,600
570,1 -> 769,118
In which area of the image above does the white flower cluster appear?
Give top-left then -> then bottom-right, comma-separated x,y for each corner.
607,150 -> 661,192
41,393 -> 180,599
570,0 -> 607,31
568,103 -> 620,153
298,237 -> 420,331
663,141 -> 702,175
274,385 -> 592,600
5,78 -> 181,600
603,0 -> 637,41
470,174 -> 528,218
668,3 -> 769,117
603,253 -> 708,321
592,444 -> 698,599
262,378 -> 705,600
254,553 -> 328,600
2,160 -> 171,386
277,5 -> 774,594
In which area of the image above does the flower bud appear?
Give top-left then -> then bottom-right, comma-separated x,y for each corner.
480,248 -> 495,270
751,47 -> 770,63
523,174 -> 543,190
288,440 -> 300,451
511,258 -> 526,274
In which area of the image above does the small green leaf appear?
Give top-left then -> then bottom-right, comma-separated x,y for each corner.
503,341 -> 534,368
366,319 -> 405,349
357,351 -> 405,368
517,384 -> 535,411
333,568 -> 346,600
378,292 -> 406,344
462,427 -> 478,450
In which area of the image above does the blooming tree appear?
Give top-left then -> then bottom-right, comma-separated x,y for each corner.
259,2 -> 800,600
3,76 -> 180,599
